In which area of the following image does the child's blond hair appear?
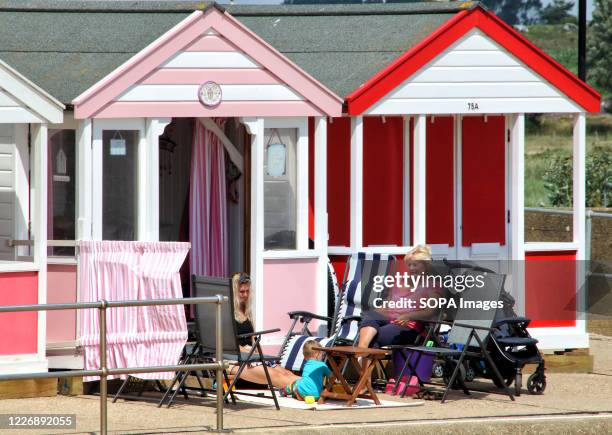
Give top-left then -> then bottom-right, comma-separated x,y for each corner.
303,340 -> 320,360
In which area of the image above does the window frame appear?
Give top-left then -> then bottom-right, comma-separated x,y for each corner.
46,119 -> 77,260
262,117 -> 309,254
92,118 -> 145,241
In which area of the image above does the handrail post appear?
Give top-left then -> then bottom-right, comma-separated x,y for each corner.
99,300 -> 108,435
215,295 -> 223,431
0,295 -> 227,433
586,210 -> 593,263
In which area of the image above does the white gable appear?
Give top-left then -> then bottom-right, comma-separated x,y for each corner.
0,59 -> 64,124
366,29 -> 582,115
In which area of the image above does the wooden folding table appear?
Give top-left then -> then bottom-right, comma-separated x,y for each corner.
315,346 -> 389,406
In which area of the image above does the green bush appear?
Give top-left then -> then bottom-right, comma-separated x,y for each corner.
543,147 -> 612,207
588,0 -> 612,105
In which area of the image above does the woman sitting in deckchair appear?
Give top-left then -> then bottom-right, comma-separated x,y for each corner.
357,245 -> 444,349
226,273 -> 301,389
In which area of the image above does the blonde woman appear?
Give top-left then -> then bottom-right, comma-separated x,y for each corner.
228,273 -> 300,388
356,245 -> 443,349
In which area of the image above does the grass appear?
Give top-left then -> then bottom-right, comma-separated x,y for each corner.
513,25 -> 612,207
525,114 -> 612,207
521,24 -> 579,76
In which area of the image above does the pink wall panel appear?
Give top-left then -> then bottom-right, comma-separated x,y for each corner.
46,264 -> 78,343
0,272 -> 38,355
142,68 -> 278,85
262,259 -> 319,334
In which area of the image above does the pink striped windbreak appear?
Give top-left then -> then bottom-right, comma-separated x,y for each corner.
190,118 -> 229,284
79,241 -> 190,380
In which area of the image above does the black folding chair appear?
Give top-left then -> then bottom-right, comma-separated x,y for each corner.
112,323 -> 201,405
159,275 -> 281,409
391,269 -> 515,403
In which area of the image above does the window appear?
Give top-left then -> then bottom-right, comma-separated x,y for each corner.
102,130 -> 138,241
48,129 -> 76,256
263,128 -> 297,250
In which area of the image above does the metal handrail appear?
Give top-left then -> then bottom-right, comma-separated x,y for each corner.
0,296 -> 228,434
525,207 -> 612,261
7,239 -> 77,247
526,207 -> 612,219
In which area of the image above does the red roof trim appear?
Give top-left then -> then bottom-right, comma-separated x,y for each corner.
346,6 -> 601,115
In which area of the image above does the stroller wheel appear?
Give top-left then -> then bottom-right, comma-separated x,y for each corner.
464,364 -> 476,383
443,363 -> 466,390
527,372 -> 546,395
432,361 -> 445,378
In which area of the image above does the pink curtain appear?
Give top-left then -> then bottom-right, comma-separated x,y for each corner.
78,241 -> 190,380
189,119 -> 228,283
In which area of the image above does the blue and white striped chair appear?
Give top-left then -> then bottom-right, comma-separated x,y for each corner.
280,253 -> 395,372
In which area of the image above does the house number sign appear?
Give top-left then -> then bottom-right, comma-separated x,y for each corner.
198,81 -> 222,107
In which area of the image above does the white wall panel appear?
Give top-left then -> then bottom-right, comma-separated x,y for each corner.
0,107 -> 44,123
367,97 -> 581,115
451,33 -> 501,51
410,66 -> 540,83
0,155 -> 13,171
434,51 -> 520,67
366,29 -> 581,115
162,51 -> 259,68
0,90 -> 19,107
389,82 -> 561,99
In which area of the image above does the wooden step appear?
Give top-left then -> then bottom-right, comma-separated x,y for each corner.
58,376 -> 83,396
523,349 -> 593,374
0,378 -> 57,399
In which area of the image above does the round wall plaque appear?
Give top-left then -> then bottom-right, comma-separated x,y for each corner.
198,81 -> 222,107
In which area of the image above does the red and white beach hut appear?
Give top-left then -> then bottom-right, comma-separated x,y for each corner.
325,5 -> 600,349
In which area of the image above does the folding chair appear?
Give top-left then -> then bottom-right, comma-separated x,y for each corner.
113,323 -> 205,405
160,275 -> 281,409
280,253 -> 395,372
392,269 -> 515,403
111,377 -> 172,404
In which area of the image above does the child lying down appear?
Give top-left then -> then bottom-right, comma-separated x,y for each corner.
282,340 -> 331,402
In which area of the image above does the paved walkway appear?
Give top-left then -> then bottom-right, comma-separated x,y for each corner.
0,334 -> 611,434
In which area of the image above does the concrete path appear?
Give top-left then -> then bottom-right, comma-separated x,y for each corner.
0,334 -> 610,434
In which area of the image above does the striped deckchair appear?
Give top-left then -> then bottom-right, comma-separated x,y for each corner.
280,253 -> 395,372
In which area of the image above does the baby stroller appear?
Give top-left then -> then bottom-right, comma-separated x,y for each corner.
475,288 -> 546,396
434,260 -> 546,396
